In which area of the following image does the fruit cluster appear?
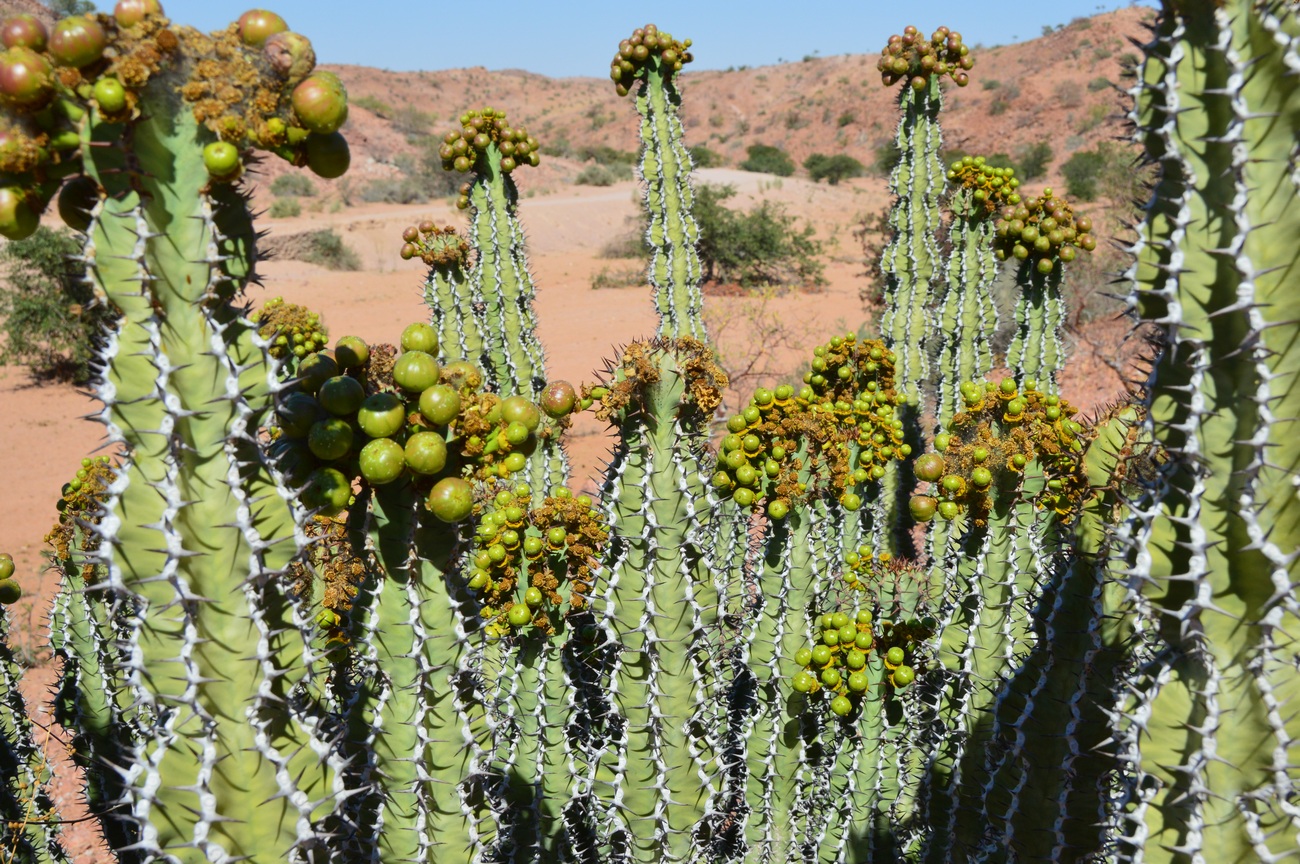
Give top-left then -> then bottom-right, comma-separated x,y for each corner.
268,321 -> 578,520
0,553 -> 17,605
877,25 -> 973,90
993,187 -> 1096,275
0,3 -> 349,240
45,455 -> 116,584
251,296 -> 329,361
438,107 -> 539,181
710,336 -> 910,519
609,24 -> 693,97
790,607 -> 932,718
467,486 -> 608,637
909,378 -> 1090,527
287,513 -> 367,637
947,155 -> 1021,216
399,220 -> 470,268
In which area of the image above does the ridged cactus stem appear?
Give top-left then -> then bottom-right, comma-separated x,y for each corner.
424,253 -> 475,363
1111,1 -> 1300,859
635,57 -> 706,341
935,191 -> 999,426
880,78 -> 944,402
1006,262 -> 1067,393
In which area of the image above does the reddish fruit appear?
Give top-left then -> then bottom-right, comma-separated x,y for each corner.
909,495 -> 938,522
305,132 -> 349,178
427,477 -> 473,523
914,453 -> 945,482
0,47 -> 52,107
0,186 -> 38,240
49,16 -> 106,69
292,73 -> 348,135
262,30 -> 315,82
114,0 -> 162,27
540,380 -> 576,418
237,9 -> 288,47
1,15 -> 47,51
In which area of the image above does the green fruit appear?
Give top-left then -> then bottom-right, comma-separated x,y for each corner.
766,499 -> 789,520
57,176 -> 98,233
507,603 -> 532,627
263,30 -> 316,82
356,393 -> 405,438
237,9 -> 288,46
524,586 -> 544,607
856,609 -> 873,626
359,438 -> 404,485
203,141 -> 241,179
792,671 -> 816,693
854,632 -> 873,651
504,421 -> 530,447
0,553 -> 13,580
307,418 -> 353,461
92,77 -> 126,114
547,527 -> 567,546
276,392 -> 323,438
503,452 -> 527,474
0,186 -> 38,240
838,624 -> 857,644
297,352 -> 339,393
500,395 -> 541,431
334,336 -> 369,368
847,671 -> 869,693
914,453 -> 946,482
317,375 -> 365,416
404,431 -> 447,475
846,650 -> 866,670
427,477 -> 473,523
418,384 -> 461,426
820,668 -> 842,689
909,495 -> 938,522
305,132 -> 350,179
49,16 -> 105,68
393,351 -> 440,391
937,501 -> 960,520
831,611 -> 850,629
811,645 -> 832,666
886,646 -> 906,666
971,467 -> 993,488
841,492 -> 862,511
733,488 -> 755,508
892,665 -> 916,687
823,630 -> 840,646
0,579 -> 21,604
830,695 -> 853,717
400,322 -> 439,354
794,647 -> 813,666
303,467 -> 351,514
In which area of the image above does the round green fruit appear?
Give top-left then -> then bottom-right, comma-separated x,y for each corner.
892,665 -> 916,687
393,351 -> 440,391
296,352 -> 338,394
333,335 -> 369,368
307,417 -> 352,461
791,671 -> 816,693
502,452 -> 527,474
0,186 -> 38,240
427,477 -> 473,523
92,77 -> 126,113
811,645 -> 832,666
500,395 -> 541,431
203,141 -> 241,179
0,579 -> 20,604
49,16 -> 105,68
524,586 -> 544,607
886,646 -> 906,666
303,467 -> 351,514
820,668 -> 842,688
356,393 -> 405,438
276,392 -> 322,438
0,553 -> 13,580
237,9 -> 288,47
359,438 -> 404,485
506,603 -> 532,627
305,132 -> 350,179
847,671 -> 869,693
909,495 -> 938,522
292,73 -> 348,135
404,431 -> 448,475
794,647 -> 813,667
418,384 -> 460,426
830,695 -> 853,717
856,609 -> 873,626
57,176 -> 98,233
400,322 -> 438,354
317,375 -> 364,416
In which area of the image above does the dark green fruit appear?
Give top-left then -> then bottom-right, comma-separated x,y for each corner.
92,77 -> 126,113
540,380 -> 576,418
1,15 -> 47,50
400,322 -> 438,354
292,72 -> 348,135
57,176 -> 98,233
359,438 -> 404,485
0,187 -> 38,241
427,477 -> 473,523
0,552 -> 13,580
393,351 -> 440,391
356,392 -> 405,438
307,417 -> 353,461
317,375 -> 364,416
49,16 -> 105,68
909,495 -> 938,522
0,47 -> 52,107
303,467 -> 351,514
276,392 -> 323,438
334,335 -> 369,368
500,395 -> 541,431
237,9 -> 288,47
404,431 -> 447,475
418,384 -> 460,426
305,132 -> 350,179
203,141 -> 240,179
0,578 -> 20,604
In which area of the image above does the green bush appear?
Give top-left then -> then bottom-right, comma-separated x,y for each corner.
1062,148 -> 1107,200
358,177 -> 426,204
301,229 -> 361,271
689,145 -> 724,168
269,197 -> 301,218
575,145 -> 637,166
270,173 -> 317,197
1015,141 -> 1054,181
0,227 -> 116,383
694,184 -> 824,288
738,144 -> 795,177
1088,75 -> 1111,92
1062,141 -> 1145,202
575,164 -> 625,186
804,152 -> 865,185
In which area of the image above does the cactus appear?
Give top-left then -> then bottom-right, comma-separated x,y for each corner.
0,3 -> 1294,864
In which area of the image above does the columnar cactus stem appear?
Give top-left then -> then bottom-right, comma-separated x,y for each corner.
1110,1 -> 1300,859
1006,263 -> 1066,392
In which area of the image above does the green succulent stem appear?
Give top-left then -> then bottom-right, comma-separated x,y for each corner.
935,194 -> 998,426
1007,261 -> 1067,393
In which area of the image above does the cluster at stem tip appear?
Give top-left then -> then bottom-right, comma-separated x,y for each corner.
878,25 -> 972,90
0,3 -> 351,238
791,606 -> 935,719
252,297 -> 328,359
438,106 -> 540,193
266,318 -> 579,520
994,187 -> 1095,274
948,155 -> 1021,216
398,220 -> 470,268
45,455 -> 116,587
909,378 -> 1091,527
609,23 -> 693,97
711,335 -> 910,520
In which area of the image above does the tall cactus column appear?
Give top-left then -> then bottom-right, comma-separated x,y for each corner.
610,24 -> 705,341
1112,1 -> 1300,860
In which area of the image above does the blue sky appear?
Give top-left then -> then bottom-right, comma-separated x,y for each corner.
101,1 -> 1157,77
